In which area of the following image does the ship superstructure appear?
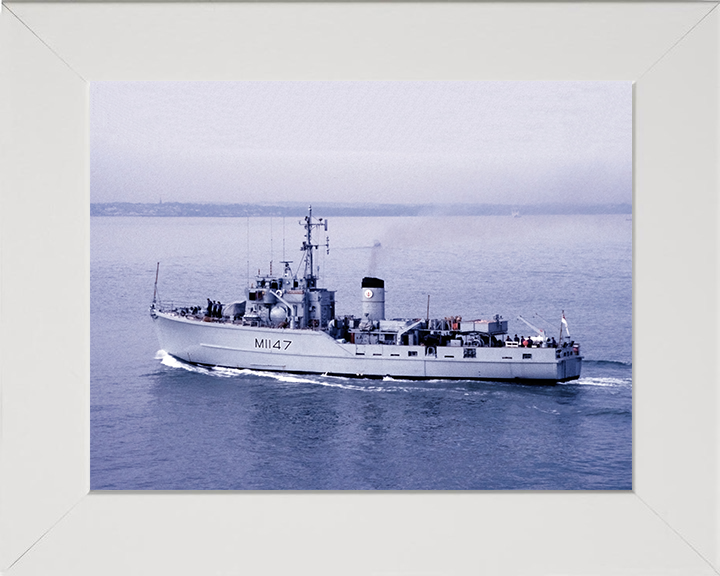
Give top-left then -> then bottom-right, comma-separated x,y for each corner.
151,207 -> 582,384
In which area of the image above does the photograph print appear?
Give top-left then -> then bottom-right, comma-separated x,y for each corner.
91,81 -> 631,490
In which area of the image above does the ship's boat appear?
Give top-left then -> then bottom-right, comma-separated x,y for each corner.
151,207 -> 582,384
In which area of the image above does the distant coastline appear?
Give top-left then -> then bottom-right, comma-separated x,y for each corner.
91,202 -> 632,218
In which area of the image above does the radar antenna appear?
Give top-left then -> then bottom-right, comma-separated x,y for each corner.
300,206 -> 329,288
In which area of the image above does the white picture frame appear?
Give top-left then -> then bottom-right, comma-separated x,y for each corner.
0,2 -> 718,574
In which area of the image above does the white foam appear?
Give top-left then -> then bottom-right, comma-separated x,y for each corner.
156,351 -> 481,393
531,405 -> 560,415
262,372 -> 322,385
157,351 -> 218,376
157,350 -> 244,378
570,376 -> 632,388
155,352 -> 571,394
157,353 -> 342,385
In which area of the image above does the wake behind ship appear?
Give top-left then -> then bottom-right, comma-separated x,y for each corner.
151,208 -> 582,384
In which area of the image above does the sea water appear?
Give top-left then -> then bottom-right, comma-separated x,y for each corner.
91,214 -> 631,490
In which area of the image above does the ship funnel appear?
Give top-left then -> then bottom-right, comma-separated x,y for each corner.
361,277 -> 385,321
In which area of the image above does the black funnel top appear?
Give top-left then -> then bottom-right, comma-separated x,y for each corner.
362,277 -> 384,288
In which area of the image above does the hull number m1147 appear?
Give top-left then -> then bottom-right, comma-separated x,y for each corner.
255,338 -> 292,350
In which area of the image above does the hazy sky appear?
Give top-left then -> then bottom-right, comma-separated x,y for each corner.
90,82 -> 631,205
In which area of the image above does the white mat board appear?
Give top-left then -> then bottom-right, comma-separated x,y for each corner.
0,3 -> 718,575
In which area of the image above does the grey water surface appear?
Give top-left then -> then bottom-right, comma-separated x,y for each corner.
91,214 -> 631,490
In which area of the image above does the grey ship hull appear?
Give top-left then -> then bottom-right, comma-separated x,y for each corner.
153,311 -> 582,384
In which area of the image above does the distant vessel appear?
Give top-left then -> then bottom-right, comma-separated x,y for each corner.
511,209 -> 521,218
151,207 -> 582,384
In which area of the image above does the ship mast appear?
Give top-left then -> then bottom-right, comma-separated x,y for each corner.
300,206 -> 329,288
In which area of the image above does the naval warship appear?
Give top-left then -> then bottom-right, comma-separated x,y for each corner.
151,207 -> 582,384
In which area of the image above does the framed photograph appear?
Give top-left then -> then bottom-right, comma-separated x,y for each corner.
89,80 -> 631,493
1,2 -> 718,574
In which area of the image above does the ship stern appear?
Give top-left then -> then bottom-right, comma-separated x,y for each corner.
557,355 -> 583,382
